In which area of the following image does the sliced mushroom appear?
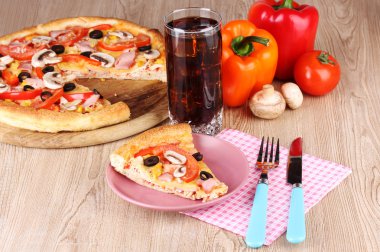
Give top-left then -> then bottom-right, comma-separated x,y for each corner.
164,150 -> 187,165
0,83 -> 10,93
144,49 -> 160,60
43,72 -> 64,89
173,166 -> 187,178
31,36 -> 53,46
90,52 -> 115,68
107,31 -> 134,40
0,55 -> 15,70
32,49 -> 62,68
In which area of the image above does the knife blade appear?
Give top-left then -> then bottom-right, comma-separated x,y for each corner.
286,137 -> 306,244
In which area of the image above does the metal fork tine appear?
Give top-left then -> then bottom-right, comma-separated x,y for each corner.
269,137 -> 274,163
264,137 -> 269,162
257,136 -> 265,163
275,138 -> 280,165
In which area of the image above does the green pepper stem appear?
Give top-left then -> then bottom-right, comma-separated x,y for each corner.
317,52 -> 335,65
278,0 -> 293,10
231,35 -> 270,57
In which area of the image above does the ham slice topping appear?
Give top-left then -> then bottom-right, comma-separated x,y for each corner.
75,41 -> 95,53
115,51 -> 136,69
158,173 -> 173,182
18,61 -> 33,72
201,178 -> 218,193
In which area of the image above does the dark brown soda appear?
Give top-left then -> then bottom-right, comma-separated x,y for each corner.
165,17 -> 222,126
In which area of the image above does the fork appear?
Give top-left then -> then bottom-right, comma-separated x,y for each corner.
245,137 -> 280,248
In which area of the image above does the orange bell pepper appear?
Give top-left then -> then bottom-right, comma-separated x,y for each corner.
222,20 -> 278,107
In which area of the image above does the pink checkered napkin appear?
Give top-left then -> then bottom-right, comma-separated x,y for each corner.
182,129 -> 352,245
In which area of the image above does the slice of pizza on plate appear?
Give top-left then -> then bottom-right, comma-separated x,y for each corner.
110,123 -> 228,202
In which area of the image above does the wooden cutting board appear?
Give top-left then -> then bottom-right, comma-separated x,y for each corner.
0,79 -> 168,149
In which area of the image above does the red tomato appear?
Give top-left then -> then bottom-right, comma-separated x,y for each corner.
61,54 -> 101,66
91,24 -> 113,30
0,45 -> 9,55
50,26 -> 88,46
134,34 -> 151,48
97,39 -> 134,51
35,67 -> 44,79
34,89 -> 63,109
2,69 -> 19,86
7,40 -> 45,60
152,144 -> 199,183
0,89 -> 42,100
63,92 -> 94,102
294,50 -> 341,96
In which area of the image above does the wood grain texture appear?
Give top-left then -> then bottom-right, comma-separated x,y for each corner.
0,0 -> 379,251
0,79 -> 168,148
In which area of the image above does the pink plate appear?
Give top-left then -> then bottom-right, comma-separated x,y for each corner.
106,133 -> 249,211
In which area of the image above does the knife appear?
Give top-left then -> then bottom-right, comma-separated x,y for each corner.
286,137 -> 306,244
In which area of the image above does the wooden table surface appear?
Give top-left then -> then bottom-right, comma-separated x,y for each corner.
0,0 -> 379,251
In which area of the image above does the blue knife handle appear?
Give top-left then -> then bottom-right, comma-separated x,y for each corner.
245,182 -> 269,248
286,186 -> 306,243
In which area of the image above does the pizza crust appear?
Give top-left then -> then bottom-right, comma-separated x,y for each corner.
0,101 -> 130,133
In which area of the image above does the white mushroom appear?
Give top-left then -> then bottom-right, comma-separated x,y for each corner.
164,150 -> 187,165
0,83 -> 10,93
108,31 -> 134,40
43,72 -> 64,89
31,36 -> 53,46
173,166 -> 187,178
31,49 -> 62,68
0,55 -> 14,70
144,49 -> 160,60
281,82 -> 303,109
90,52 -> 115,68
249,84 -> 286,119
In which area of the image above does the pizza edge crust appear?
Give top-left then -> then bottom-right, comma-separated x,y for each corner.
0,100 -> 130,133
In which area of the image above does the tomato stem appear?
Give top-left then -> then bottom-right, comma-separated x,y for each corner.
231,35 -> 270,57
317,52 -> 335,65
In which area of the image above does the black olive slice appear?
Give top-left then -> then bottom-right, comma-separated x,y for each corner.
192,152 -> 203,161
89,30 -> 103,39
200,171 -> 213,181
63,83 -> 76,92
42,66 -> 55,74
23,85 -> 35,91
51,45 -> 65,54
138,45 -> 152,52
18,72 -> 31,83
143,156 -> 159,167
80,51 -> 92,58
40,91 -> 53,102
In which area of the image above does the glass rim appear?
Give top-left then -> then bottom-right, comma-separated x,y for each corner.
164,7 -> 222,34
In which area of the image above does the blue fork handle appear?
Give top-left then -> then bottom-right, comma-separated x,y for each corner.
286,186 -> 306,243
245,182 -> 269,248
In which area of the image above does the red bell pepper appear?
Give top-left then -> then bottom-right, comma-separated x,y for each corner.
248,0 -> 319,80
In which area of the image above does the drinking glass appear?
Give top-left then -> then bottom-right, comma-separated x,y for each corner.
164,8 -> 223,135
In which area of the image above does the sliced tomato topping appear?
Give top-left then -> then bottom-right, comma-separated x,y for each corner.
135,33 -> 151,48
97,39 -> 134,51
0,89 -> 42,100
2,69 -> 19,86
0,45 -> 9,56
35,67 -> 44,79
134,147 -> 155,158
63,92 -> 94,102
34,88 -> 63,109
61,54 -> 101,66
50,26 -> 88,46
152,144 -> 200,182
91,24 -> 113,30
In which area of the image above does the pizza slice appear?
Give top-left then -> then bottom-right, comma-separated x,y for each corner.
110,124 -> 228,202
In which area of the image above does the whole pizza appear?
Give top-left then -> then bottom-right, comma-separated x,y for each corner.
0,17 -> 166,133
